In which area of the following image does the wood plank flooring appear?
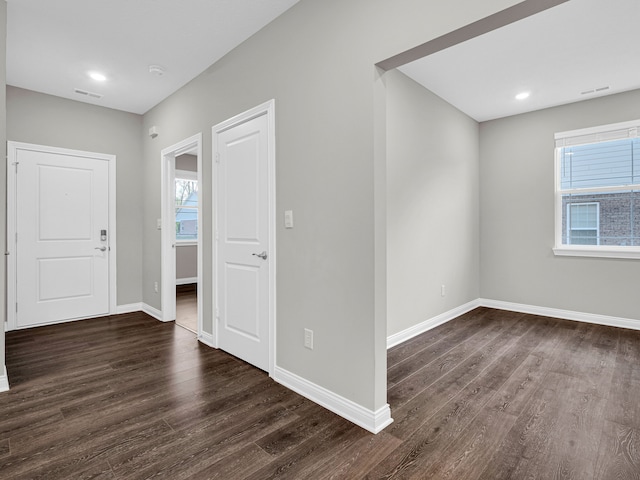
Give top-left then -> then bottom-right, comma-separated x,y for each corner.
176,284 -> 197,333
2,307 -> 640,479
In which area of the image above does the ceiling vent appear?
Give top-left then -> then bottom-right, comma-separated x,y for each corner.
74,88 -> 103,99
581,86 -> 610,95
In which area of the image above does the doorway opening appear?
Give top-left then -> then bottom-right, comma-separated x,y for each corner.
160,134 -> 203,337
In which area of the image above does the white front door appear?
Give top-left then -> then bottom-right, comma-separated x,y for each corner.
11,144 -> 113,329
214,105 -> 274,372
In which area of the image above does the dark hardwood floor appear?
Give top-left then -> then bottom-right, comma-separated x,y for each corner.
1,307 -> 639,479
176,284 -> 197,333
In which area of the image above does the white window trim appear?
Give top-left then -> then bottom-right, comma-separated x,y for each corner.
175,241 -> 197,247
175,169 -> 197,181
553,119 -> 640,259
553,246 -> 640,259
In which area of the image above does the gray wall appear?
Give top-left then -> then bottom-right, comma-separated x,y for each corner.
141,0 -> 519,411
386,70 -> 479,336
176,245 -> 197,280
176,154 -> 197,172
6,86 -> 144,307
480,89 -> 640,321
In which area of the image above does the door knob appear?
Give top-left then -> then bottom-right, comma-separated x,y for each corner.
95,246 -> 107,252
252,251 -> 268,260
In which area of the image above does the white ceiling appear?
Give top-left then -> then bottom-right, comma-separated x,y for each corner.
6,1 -> 639,120
6,0 -> 300,114
399,0 -> 640,122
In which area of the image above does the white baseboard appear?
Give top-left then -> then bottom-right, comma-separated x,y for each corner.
387,299 -> 481,349
480,298 -> 640,331
141,303 -> 164,321
176,277 -> 197,286
198,331 -> 216,348
0,366 -> 9,392
273,366 -> 393,434
116,303 -> 143,314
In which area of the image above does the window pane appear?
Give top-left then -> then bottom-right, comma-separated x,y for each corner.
562,191 -> 640,246
175,178 -> 198,241
569,203 -> 597,229
560,138 -> 640,189
569,230 -> 597,245
176,179 -> 198,207
176,208 -> 198,241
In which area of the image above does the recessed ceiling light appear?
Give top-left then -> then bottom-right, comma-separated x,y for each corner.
89,72 -> 107,82
515,91 -> 530,100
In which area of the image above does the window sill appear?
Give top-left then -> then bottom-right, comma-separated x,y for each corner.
553,246 -> 640,260
176,241 -> 198,247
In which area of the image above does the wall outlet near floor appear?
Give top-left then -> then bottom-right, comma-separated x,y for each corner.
441,284 -> 446,297
154,282 -> 159,293
304,328 -> 314,350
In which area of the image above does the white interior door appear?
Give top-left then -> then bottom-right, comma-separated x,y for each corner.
215,111 -> 271,372
13,146 -> 112,328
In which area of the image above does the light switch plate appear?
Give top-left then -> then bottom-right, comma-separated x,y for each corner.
284,210 -> 294,229
304,328 -> 313,349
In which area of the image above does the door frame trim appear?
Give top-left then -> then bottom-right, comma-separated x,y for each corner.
160,133 -> 203,338
212,99 -> 276,375
6,141 -> 117,331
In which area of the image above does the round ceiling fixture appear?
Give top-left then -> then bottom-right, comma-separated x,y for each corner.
89,71 -> 107,82
149,65 -> 166,76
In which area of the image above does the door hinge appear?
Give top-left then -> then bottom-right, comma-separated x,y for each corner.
215,307 -> 220,319
15,303 -> 18,313
12,161 -> 18,173
215,152 -> 220,163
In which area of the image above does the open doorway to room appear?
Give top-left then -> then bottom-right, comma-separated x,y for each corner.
161,134 -> 202,336
174,157 -> 199,333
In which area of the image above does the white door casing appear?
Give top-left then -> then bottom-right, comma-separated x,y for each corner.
7,142 -> 117,330
160,133 -> 203,338
213,100 -> 276,373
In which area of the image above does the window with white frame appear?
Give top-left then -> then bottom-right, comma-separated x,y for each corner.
554,119 -> 640,258
175,170 -> 198,242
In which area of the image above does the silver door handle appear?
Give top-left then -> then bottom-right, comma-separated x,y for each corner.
252,251 -> 268,260
95,246 -> 107,252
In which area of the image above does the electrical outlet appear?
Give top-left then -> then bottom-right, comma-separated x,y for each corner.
441,284 -> 446,297
304,328 -> 313,350
154,282 -> 158,293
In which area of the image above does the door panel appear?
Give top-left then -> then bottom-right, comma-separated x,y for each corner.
224,262 -> 260,339
216,113 -> 270,371
226,136 -> 260,241
16,148 -> 110,328
38,165 -> 93,240
38,257 -> 93,301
